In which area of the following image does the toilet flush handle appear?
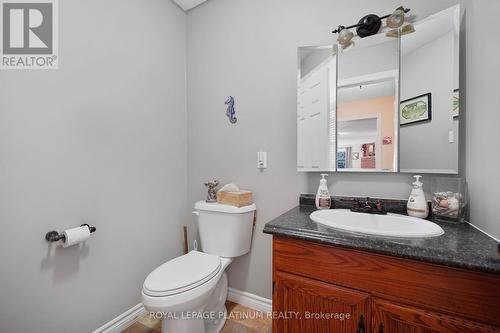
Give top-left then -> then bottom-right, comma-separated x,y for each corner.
191,212 -> 199,252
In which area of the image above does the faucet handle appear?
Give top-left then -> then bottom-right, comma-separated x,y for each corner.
364,197 -> 372,208
352,198 -> 360,209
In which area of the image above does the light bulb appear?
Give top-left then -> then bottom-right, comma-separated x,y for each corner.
338,29 -> 354,47
387,7 -> 405,29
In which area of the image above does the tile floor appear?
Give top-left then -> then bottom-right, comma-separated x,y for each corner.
122,301 -> 271,333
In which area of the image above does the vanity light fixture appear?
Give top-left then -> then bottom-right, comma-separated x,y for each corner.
332,7 -> 412,43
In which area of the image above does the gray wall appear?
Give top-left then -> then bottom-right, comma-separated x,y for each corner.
0,0 -> 187,332
187,0 -> 500,301
1,1 -> 498,330
339,38 -> 399,80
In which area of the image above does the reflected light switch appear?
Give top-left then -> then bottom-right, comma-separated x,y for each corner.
449,130 -> 455,143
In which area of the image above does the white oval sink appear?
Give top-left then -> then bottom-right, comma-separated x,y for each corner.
310,209 -> 444,238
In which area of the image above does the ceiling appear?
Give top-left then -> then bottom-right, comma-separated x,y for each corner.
338,118 -> 378,143
338,80 -> 395,104
172,0 -> 208,11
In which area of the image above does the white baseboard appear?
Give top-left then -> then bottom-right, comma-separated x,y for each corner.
92,303 -> 147,333
92,289 -> 272,333
227,288 -> 272,313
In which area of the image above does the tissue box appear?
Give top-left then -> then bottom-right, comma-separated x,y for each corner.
217,191 -> 253,208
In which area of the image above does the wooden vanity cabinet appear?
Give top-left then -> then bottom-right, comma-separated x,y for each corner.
274,271 -> 370,333
372,298 -> 500,333
272,237 -> 500,333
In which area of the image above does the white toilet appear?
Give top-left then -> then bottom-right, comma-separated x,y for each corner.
142,201 -> 256,333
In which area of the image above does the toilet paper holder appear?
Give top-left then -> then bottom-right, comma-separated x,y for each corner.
45,224 -> 96,242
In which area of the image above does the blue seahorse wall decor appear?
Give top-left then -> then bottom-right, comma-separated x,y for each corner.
225,96 -> 237,124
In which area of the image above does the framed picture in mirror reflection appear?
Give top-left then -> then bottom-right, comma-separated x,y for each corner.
400,93 -> 432,126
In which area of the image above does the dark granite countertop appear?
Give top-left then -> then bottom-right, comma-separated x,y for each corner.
263,195 -> 500,275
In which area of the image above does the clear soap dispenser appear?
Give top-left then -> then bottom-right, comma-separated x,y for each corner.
407,175 -> 429,218
315,174 -> 331,210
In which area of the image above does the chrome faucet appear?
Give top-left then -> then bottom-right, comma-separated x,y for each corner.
350,197 -> 387,215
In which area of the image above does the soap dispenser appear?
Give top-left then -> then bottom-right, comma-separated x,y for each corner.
315,174 -> 331,210
407,175 -> 429,218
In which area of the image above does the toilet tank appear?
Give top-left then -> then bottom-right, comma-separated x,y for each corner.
194,201 -> 256,258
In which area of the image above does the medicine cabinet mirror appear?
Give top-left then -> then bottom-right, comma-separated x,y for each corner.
297,5 -> 460,174
297,45 -> 337,171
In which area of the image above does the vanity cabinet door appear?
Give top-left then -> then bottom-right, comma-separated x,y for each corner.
273,271 -> 370,333
372,298 -> 500,333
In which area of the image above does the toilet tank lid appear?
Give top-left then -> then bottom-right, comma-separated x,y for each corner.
194,201 -> 256,213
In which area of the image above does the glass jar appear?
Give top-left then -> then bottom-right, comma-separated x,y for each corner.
431,177 -> 467,223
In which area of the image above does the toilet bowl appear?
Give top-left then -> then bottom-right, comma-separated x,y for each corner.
142,201 -> 256,333
142,251 -> 232,333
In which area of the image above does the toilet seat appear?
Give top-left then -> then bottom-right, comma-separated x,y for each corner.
143,251 -> 221,297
